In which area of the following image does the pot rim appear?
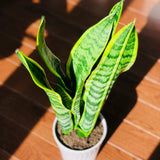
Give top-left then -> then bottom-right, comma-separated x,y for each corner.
52,113 -> 107,153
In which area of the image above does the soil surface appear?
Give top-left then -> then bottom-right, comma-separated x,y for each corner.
56,119 -> 104,150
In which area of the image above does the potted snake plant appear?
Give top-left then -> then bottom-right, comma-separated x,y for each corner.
16,0 -> 138,159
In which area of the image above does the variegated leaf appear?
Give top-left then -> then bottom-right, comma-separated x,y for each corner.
66,1 -> 124,89
78,22 -> 138,136
16,50 -> 73,134
66,13 -> 115,88
71,81 -> 84,127
37,16 -> 71,93
66,1 -> 124,131
109,0 -> 124,36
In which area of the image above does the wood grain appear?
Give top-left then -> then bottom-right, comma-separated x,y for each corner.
126,100 -> 160,137
0,60 -> 51,107
97,142 -> 138,160
109,121 -> 159,160
145,61 -> 160,84
0,85 -> 141,160
0,148 -> 18,160
0,114 -> 61,160
136,78 -> 160,108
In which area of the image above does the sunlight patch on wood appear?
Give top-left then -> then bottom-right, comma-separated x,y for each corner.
120,0 -> 160,32
0,58 -> 18,84
25,19 -> 48,38
32,0 -> 40,4
109,121 -> 160,160
66,0 -> 82,13
143,61 -> 160,85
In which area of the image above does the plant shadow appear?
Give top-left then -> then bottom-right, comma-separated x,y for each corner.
101,1 -> 160,150
148,143 -> 160,160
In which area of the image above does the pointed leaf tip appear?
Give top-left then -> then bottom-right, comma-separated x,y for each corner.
41,15 -> 45,18
37,15 -> 70,92
40,16 -> 45,24
15,49 -> 19,53
41,16 -> 45,20
133,18 -> 136,23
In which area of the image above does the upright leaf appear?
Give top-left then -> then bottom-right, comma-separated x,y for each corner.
66,1 -> 124,127
71,81 -> 84,127
109,0 -> 124,36
16,50 -> 73,134
66,13 -> 115,129
66,13 -> 115,88
37,16 -> 70,92
78,22 -> 138,136
66,0 -> 124,89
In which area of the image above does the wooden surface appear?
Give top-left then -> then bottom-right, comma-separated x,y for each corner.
0,0 -> 160,159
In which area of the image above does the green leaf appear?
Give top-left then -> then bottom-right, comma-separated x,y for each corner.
109,0 -> 124,36
66,13 -> 115,88
78,22 -> 138,136
65,1 -> 124,132
66,1 -> 124,89
55,84 -> 72,110
16,50 -> 73,134
37,16 -> 71,92
71,81 -> 84,127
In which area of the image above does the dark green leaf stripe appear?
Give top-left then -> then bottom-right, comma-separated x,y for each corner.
37,16 -> 70,92
66,1 -> 124,130
105,27 -> 138,100
105,27 -> 138,98
16,50 -> 73,134
120,27 -> 138,72
71,81 -> 84,127
66,0 -> 124,89
79,22 -> 138,136
45,90 -> 73,133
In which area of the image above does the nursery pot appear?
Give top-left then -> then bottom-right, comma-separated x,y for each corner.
52,113 -> 107,160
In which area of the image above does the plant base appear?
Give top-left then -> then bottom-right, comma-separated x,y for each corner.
52,113 -> 107,160
57,118 -> 103,150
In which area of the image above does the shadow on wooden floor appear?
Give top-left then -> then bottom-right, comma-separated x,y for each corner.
100,3 -> 160,157
148,143 -> 160,160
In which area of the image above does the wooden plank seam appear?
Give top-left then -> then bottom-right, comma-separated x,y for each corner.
128,7 -> 147,17
138,98 -> 160,112
2,34 -> 160,113
0,111 -> 58,148
123,119 -> 160,140
0,33 -> 159,159
0,106 -> 142,160
2,58 -> 160,116
144,76 -> 160,86
107,141 -> 142,160
1,83 -> 55,114
5,58 -> 19,67
1,23 -> 158,88
1,83 -> 159,160
0,148 -> 20,160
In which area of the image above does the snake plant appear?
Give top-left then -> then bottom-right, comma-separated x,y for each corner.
16,0 -> 138,137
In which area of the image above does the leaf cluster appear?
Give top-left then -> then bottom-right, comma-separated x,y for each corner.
16,0 -> 138,137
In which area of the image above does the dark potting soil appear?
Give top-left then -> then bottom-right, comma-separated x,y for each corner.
56,119 -> 104,150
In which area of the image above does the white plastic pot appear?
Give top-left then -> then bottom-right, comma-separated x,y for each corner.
52,114 -> 107,160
